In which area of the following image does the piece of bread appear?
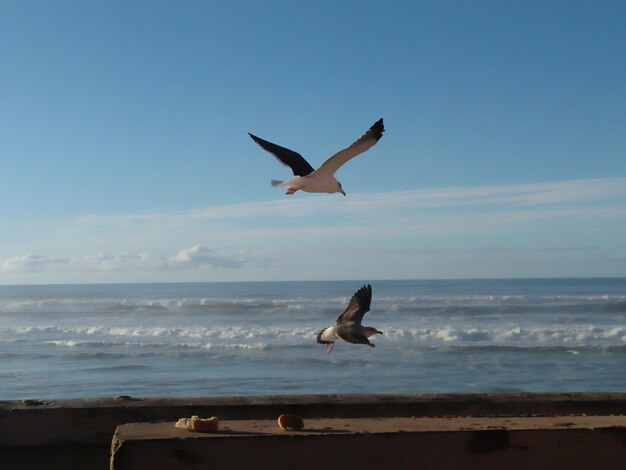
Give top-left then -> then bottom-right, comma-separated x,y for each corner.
175,415 -> 219,432
277,414 -> 304,431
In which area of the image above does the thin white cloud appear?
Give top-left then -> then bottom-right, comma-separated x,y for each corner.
166,245 -> 268,269
1,245 -> 266,273
71,177 -> 626,227
71,253 -> 161,271
1,177 -> 625,281
2,254 -> 72,272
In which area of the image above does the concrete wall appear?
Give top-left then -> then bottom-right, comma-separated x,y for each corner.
111,418 -> 626,470
1,393 -> 625,470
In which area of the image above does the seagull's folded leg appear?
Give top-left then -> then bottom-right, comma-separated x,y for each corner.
325,343 -> 334,354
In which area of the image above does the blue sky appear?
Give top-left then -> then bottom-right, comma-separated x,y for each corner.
1,0 -> 625,284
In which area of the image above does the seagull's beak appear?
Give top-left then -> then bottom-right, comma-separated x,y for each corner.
377,330 -> 383,335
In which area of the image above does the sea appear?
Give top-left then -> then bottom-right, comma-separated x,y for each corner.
1,278 -> 625,400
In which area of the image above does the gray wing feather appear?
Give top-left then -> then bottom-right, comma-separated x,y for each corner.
314,119 -> 384,177
336,284 -> 372,325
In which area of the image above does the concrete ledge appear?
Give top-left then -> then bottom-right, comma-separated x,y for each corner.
111,416 -> 626,470
1,393 -> 625,470
3,392 -> 626,447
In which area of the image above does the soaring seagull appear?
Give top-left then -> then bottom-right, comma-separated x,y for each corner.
249,118 -> 384,195
316,284 -> 383,353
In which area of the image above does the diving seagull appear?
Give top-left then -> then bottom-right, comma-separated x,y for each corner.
249,118 -> 384,195
316,284 -> 383,353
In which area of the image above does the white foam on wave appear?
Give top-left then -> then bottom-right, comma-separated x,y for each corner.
3,324 -> 318,341
5,321 -> 626,345
4,307 -> 625,351
0,296 -> 312,315
44,338 -> 285,351
381,324 -> 626,346
45,339 -> 126,348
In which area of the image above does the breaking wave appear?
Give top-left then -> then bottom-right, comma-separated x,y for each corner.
2,279 -> 625,399
4,323 -> 624,350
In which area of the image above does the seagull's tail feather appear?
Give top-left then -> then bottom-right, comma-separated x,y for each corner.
317,327 -> 334,345
271,179 -> 284,187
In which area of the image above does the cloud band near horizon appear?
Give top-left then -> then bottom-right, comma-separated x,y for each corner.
1,177 -> 626,283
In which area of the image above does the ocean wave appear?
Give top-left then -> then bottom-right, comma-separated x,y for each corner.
45,340 -> 127,348
4,291 -> 626,316
0,297 -> 315,316
409,344 -> 626,354
4,324 -> 318,340
82,364 -> 149,372
43,338 -> 302,351
386,300 -> 626,315
379,325 -> 626,346
5,322 -> 624,350
29,339 -> 626,364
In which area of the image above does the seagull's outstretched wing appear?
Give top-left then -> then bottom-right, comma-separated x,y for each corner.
249,133 -> 315,177
314,119 -> 384,177
336,284 -> 372,325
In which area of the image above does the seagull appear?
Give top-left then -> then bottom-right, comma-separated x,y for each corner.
249,118 -> 384,195
316,284 -> 383,353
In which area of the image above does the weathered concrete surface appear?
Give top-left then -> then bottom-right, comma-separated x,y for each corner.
111,416 -> 626,470
1,393 -> 625,470
3,393 -> 626,447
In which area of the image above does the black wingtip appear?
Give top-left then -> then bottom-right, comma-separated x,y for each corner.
371,118 -> 385,141
354,284 -> 372,304
249,133 -> 266,147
